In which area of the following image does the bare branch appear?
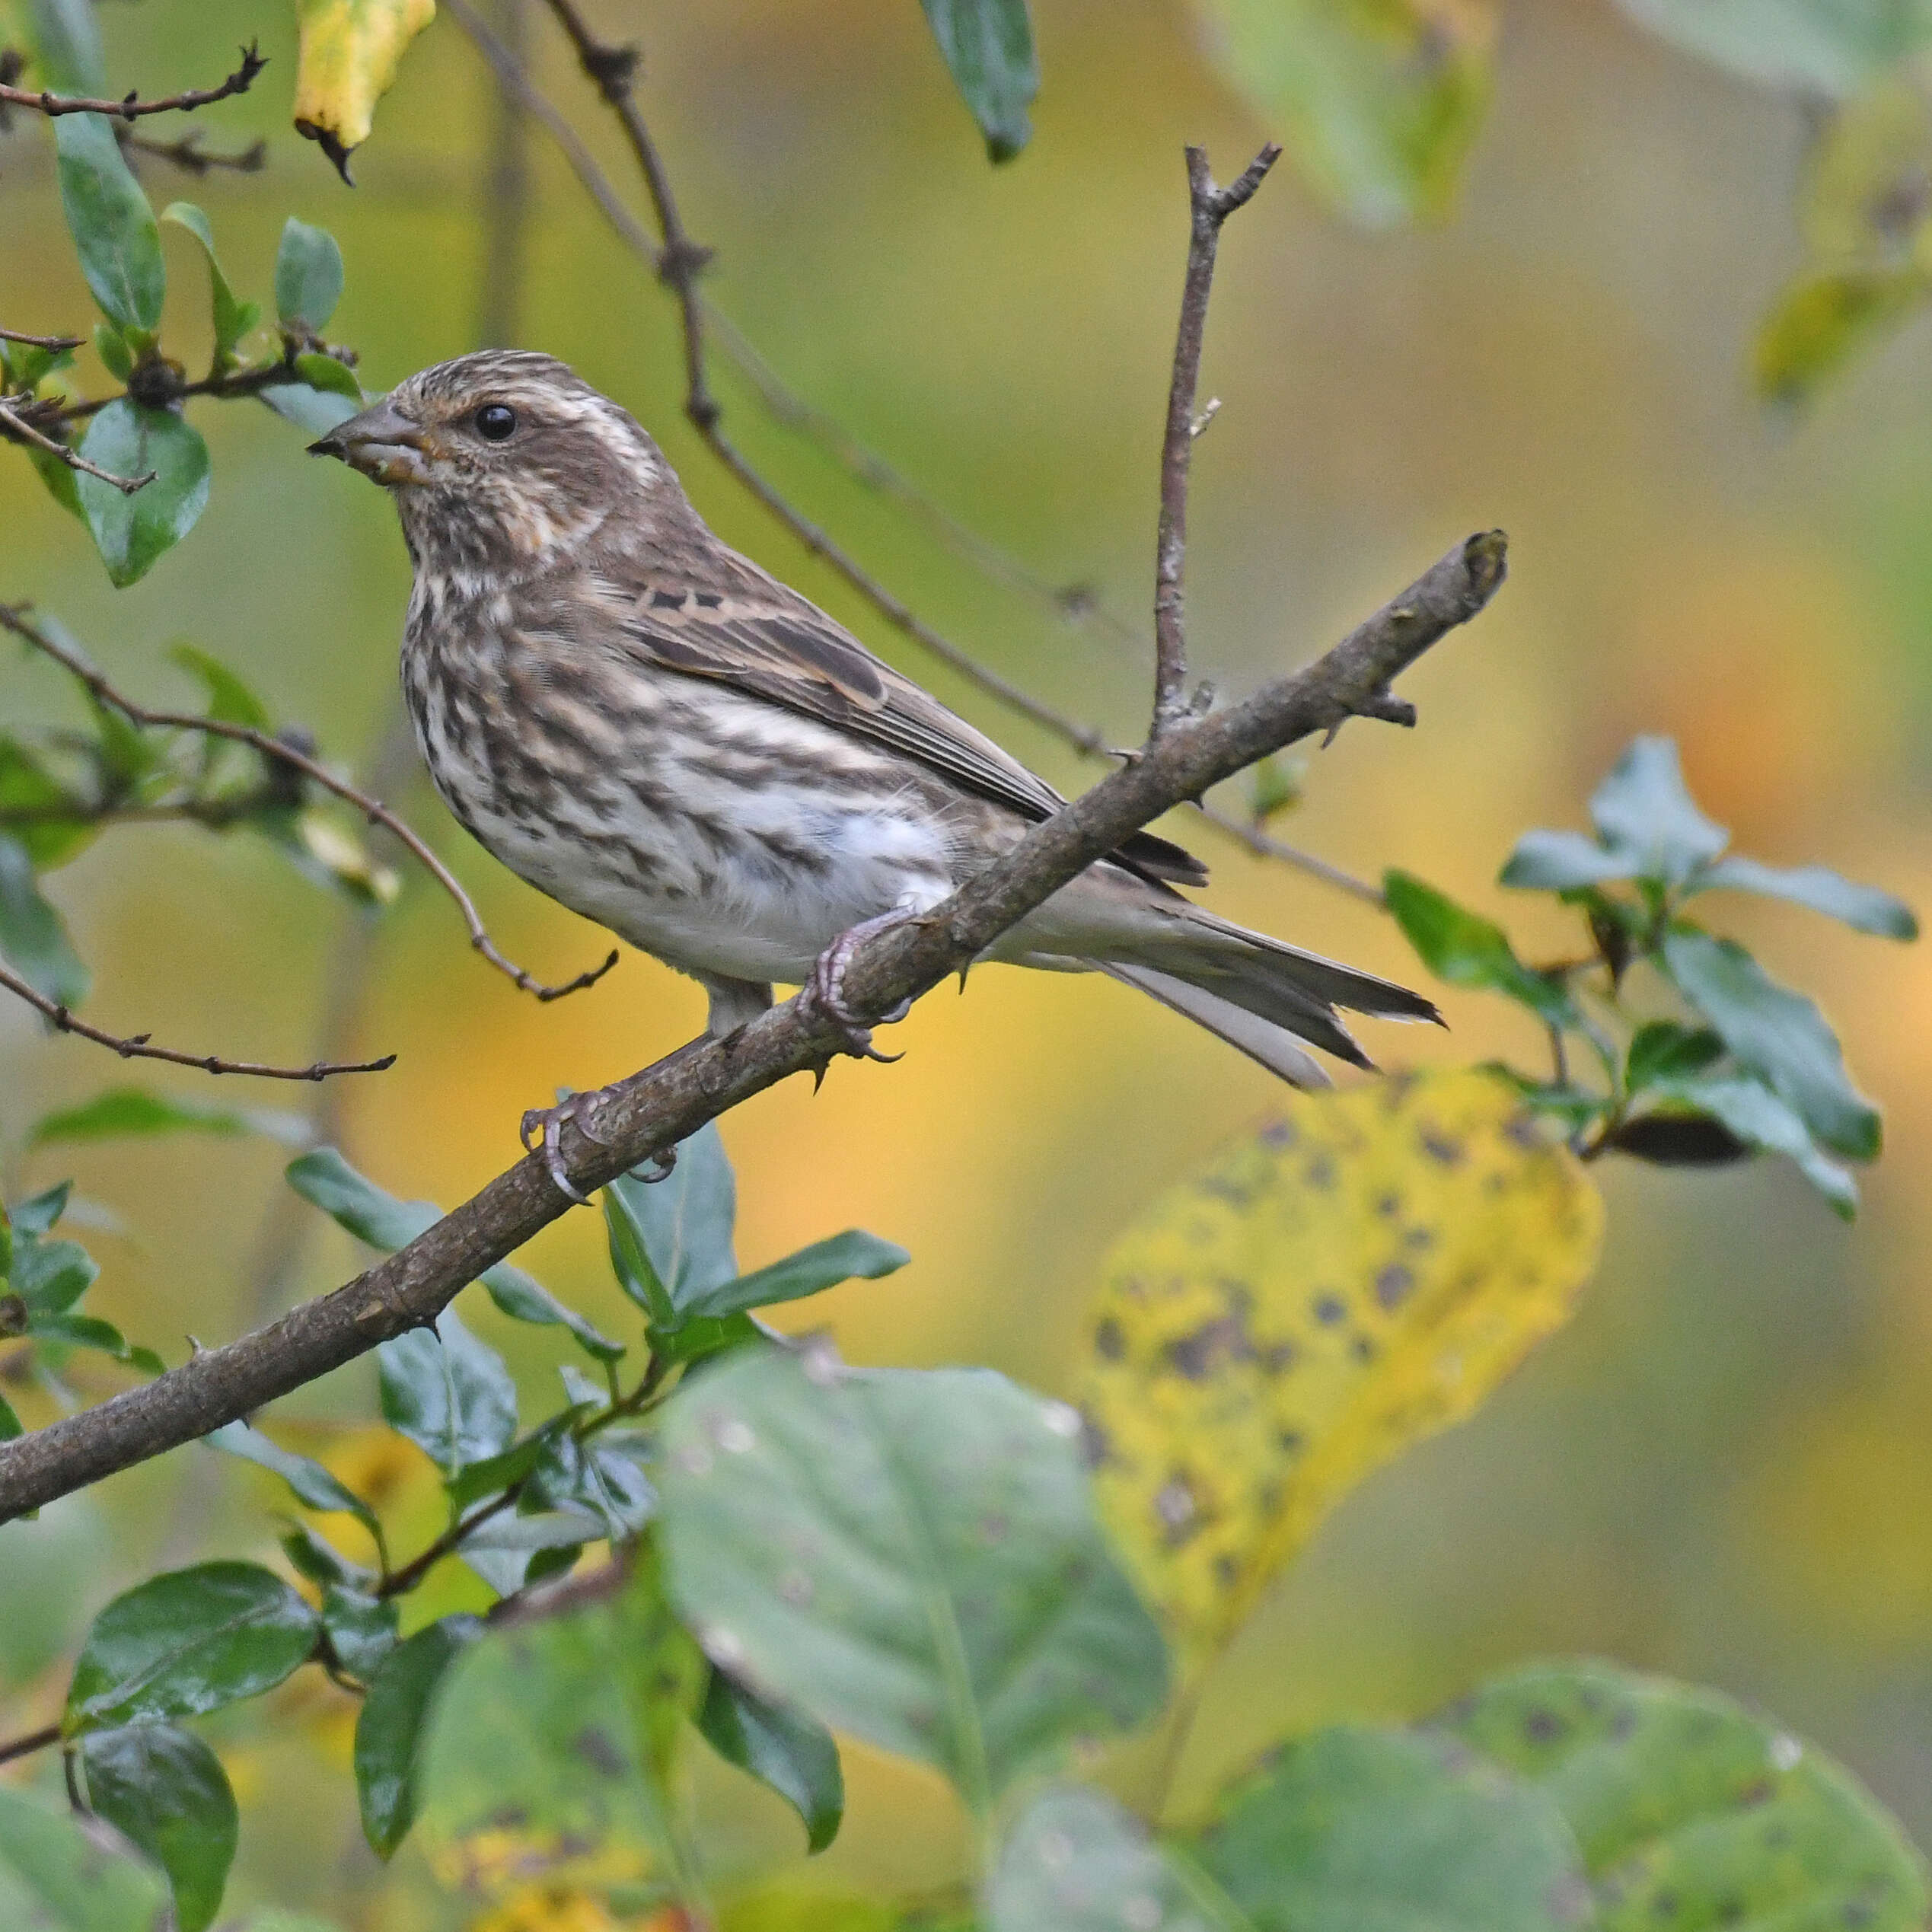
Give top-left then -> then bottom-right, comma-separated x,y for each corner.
0,327 -> 82,351
0,958 -> 396,1081
0,43 -> 265,120
0,606 -> 618,1003
0,1723 -> 60,1768
122,129 -> 267,175
0,402 -> 152,493
0,530 -> 1505,1520
1196,802 -> 1388,907
1153,143 -> 1281,740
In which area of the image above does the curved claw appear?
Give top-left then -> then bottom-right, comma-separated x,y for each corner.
519,1095 -> 601,1206
804,910 -> 917,1063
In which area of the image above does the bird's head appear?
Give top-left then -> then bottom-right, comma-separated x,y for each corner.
308,349 -> 671,574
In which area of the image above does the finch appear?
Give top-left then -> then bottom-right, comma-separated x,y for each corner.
311,351 -> 1436,1138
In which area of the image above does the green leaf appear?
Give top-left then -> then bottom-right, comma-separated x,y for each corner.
0,738 -> 92,868
33,1086 -> 310,1147
988,1785 -> 1212,1932
204,1420 -> 381,1537
1384,870 -> 1575,1027
292,350 -> 362,400
698,1667 -> 844,1855
1193,0 -> 1496,231
258,380 -> 362,436
918,0 -> 1038,162
289,1148 -> 620,1358
1438,1659 -> 1930,1931
29,1310 -> 163,1375
11,1183 -> 70,1239
161,203 -> 259,372
75,401 -> 212,588
604,1123 -> 738,1328
524,1432 -> 654,1541
1688,855 -> 1918,939
354,1613 -> 482,1859
282,1522 -> 373,1593
67,1561 -> 320,1730
0,1784 -> 172,1931
377,1309 -> 518,1478
10,1223 -> 96,1317
21,0 -> 107,94
416,1556 -> 703,1888
0,1395 -> 18,1442
1610,0 -> 1932,97
659,1348 -> 1169,1812
1623,1021 -> 1725,1092
320,1585 -> 398,1683
168,642 -> 273,731
91,323 -> 133,383
1588,738 -> 1728,885
1643,1075 -> 1860,1217
1500,830 -> 1641,893
687,1230 -> 910,1325
79,1722 -> 238,1932
1186,1724 -> 1587,1932
54,113 -> 164,335
0,832 -> 90,1008
274,218 -> 345,333
1660,928 -> 1879,1159
1755,267 -> 1928,406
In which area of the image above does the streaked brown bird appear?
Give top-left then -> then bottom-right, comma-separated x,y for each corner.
311,351 -> 1437,1192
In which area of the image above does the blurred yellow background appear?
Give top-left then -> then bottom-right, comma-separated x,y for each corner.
5,1 -> 1932,1924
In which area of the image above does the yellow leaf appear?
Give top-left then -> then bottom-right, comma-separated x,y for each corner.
1754,266 -> 1928,407
467,1885 -> 685,1932
1800,78 -> 1932,266
1193,0 -> 1497,229
1078,1068 -> 1602,1675
293,0 -> 438,182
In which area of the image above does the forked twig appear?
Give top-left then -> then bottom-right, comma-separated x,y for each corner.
0,402 -> 153,494
0,43 -> 266,120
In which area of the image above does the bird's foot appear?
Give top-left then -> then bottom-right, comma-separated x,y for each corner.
802,910 -> 917,1066
519,1086 -> 615,1206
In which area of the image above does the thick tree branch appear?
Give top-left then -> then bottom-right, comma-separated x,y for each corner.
0,530 -> 1504,1520
0,43 -> 264,119
1153,144 -> 1280,738
0,958 -> 396,1081
446,2 -> 1383,901
0,605 -> 616,1003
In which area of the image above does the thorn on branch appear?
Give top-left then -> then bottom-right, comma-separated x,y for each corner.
0,41 -> 266,120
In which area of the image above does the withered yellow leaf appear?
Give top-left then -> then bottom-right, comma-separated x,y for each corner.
1079,1068 -> 1603,1675
293,0 -> 438,181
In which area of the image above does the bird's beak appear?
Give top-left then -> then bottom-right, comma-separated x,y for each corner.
308,396 -> 429,486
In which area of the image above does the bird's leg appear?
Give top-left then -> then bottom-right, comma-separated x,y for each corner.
802,909 -> 920,1064
520,1088 -> 614,1206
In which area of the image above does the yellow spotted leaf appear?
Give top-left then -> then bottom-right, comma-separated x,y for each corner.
467,1886 -> 685,1932
1192,0 -> 1497,229
1079,1068 -> 1603,1675
1754,266 -> 1929,406
293,0 -> 438,182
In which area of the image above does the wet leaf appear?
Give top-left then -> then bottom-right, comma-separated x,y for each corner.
320,1584 -> 398,1683
416,1561 -> 702,1892
660,1347 -> 1168,1812
1610,0 -> 1932,97
67,1561 -> 320,1730
1384,871 -> 1575,1026
1755,266 -> 1927,406
1659,929 -> 1879,1159
161,203 -> 259,372
292,0 -> 438,180
1186,1724 -> 1588,1931
355,1613 -> 482,1858
1194,0 -> 1497,230
698,1667 -> 844,1855
79,1721 -> 238,1932
1688,856 -> 1918,939
1078,1070 -> 1603,1675
0,1784 -> 171,1930
988,1785 -> 1212,1931
76,401 -> 212,587
0,831 -> 89,1008
1438,1659 -> 1931,1931
33,1086 -> 309,1147
377,1309 -> 518,1478
919,0 -> 1039,162
54,113 -> 163,336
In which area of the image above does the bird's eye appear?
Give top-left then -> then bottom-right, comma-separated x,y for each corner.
474,403 -> 518,442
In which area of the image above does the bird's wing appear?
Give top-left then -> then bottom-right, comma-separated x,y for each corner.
607,547 -> 1210,887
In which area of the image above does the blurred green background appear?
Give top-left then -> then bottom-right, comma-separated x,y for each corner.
5,1 -> 1932,1924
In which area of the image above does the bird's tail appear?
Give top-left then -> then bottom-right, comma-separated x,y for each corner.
1093,907 -> 1440,1086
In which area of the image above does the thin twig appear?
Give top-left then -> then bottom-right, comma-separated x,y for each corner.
0,327 -> 82,351
1153,144 -> 1281,739
122,129 -> 267,175
1197,802 -> 1388,907
378,1484 -> 523,1599
0,403 -> 151,493
0,43 -> 265,120
0,605 -> 617,1003
0,1723 -> 60,1767
0,532 -> 1507,1520
0,958 -> 396,1081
